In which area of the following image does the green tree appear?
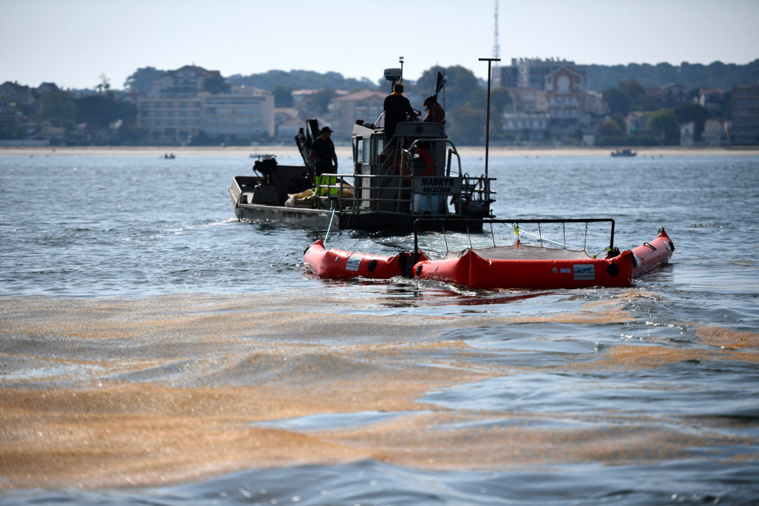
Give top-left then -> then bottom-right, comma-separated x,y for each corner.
602,87 -> 631,116
447,106 -> 485,145
491,87 -> 513,114
416,65 -> 481,113
620,79 -> 645,103
272,85 -> 294,107
33,91 -> 77,131
674,102 -> 711,125
203,76 -> 231,94
674,102 -> 711,142
76,95 -> 136,130
95,74 -> 111,94
309,88 -> 337,115
124,67 -> 164,93
598,119 -> 623,137
647,108 -> 679,144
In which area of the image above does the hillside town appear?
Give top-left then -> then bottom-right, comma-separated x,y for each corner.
1,58 -> 758,147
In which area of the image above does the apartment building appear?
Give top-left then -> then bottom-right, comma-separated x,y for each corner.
492,58 -> 604,142
202,89 -> 274,141
137,65 -> 274,144
731,85 -> 759,146
329,90 -> 386,138
493,58 -> 584,90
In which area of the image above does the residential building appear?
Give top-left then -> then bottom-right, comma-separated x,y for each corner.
138,95 -> 203,144
202,88 -> 274,142
699,88 -> 729,116
507,87 -> 547,113
147,65 -> 221,97
501,111 -> 548,141
626,111 -> 656,138
544,67 -> 606,138
328,89 -> 386,138
702,118 -> 730,146
137,65 -> 274,144
0,81 -> 35,106
494,58 -> 585,90
647,83 -> 688,107
493,58 -> 603,142
731,85 -> 759,146
681,121 -> 696,146
274,108 -> 301,142
493,64 -> 519,88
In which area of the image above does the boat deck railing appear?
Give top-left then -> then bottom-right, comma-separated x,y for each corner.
313,172 -> 496,217
413,218 -> 618,258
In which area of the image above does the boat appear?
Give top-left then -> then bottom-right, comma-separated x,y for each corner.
229,67 -> 496,233
303,219 -> 675,290
611,148 -> 637,157
303,238 -> 427,280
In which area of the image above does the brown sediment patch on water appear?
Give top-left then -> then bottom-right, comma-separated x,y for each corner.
0,294 -> 752,490
581,337 -> 759,373
318,411 -> 752,471
696,326 -> 759,350
0,361 -> 496,489
511,297 -> 635,325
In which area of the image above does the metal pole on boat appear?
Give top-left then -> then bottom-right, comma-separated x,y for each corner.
479,57 -> 500,179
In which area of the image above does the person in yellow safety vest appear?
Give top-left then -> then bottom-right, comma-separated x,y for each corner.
309,126 -> 338,198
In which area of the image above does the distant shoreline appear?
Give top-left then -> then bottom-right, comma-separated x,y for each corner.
1,145 -> 757,158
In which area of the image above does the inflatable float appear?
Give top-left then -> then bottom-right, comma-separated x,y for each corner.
303,239 -> 427,280
303,220 -> 674,289
412,228 -> 673,289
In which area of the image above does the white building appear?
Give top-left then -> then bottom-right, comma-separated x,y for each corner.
702,118 -> 730,146
202,88 -> 274,141
501,112 -> 548,141
137,65 -> 274,144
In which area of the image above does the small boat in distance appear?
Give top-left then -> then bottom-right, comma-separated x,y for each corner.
611,148 -> 637,157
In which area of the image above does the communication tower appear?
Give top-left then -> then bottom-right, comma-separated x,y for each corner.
492,0 -> 500,65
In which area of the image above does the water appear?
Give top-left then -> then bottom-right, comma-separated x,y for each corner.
1,151 -> 758,504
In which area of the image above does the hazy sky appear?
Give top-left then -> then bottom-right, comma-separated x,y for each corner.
2,0 -> 758,90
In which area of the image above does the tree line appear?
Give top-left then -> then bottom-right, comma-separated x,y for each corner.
5,59 -> 756,146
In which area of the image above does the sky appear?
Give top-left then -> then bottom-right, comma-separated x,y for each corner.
2,0 -> 758,90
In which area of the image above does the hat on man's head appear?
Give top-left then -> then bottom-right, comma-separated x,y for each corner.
320,126 -> 333,134
423,95 -> 438,107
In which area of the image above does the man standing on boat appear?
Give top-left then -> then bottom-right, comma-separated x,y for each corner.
309,126 -> 338,196
310,126 -> 338,177
383,82 -> 419,144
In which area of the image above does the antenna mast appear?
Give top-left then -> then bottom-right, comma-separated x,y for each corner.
492,0 -> 500,65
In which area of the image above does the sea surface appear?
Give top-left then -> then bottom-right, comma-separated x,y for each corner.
0,151 -> 758,505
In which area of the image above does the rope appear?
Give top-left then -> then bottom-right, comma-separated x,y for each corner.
508,223 -> 567,248
324,208 -> 337,244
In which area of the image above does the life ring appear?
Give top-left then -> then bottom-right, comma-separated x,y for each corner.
397,147 -> 433,177
416,147 -> 433,176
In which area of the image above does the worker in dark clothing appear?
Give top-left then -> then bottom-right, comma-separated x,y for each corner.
309,126 -> 338,198
383,82 -> 419,143
423,95 -> 445,124
309,126 -> 337,176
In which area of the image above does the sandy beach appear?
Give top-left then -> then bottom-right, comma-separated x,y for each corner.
1,145 -> 757,159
